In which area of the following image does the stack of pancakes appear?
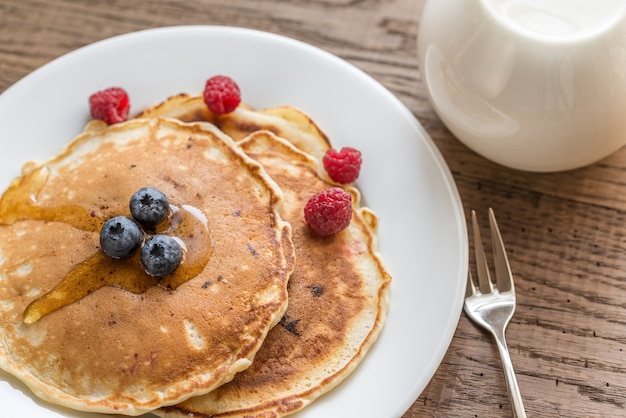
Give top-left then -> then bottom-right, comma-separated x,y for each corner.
0,93 -> 391,417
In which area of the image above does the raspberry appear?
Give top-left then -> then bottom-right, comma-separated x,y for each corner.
88,87 -> 130,125
322,147 -> 362,184
304,187 -> 352,236
203,75 -> 241,115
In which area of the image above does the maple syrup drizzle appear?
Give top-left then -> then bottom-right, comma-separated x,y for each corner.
0,166 -> 105,231
0,165 -> 212,323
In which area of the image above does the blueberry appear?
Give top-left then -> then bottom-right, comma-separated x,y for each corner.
100,216 -> 143,259
129,187 -> 170,228
141,235 -> 182,277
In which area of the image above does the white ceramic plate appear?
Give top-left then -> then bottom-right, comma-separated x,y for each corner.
0,26 -> 468,418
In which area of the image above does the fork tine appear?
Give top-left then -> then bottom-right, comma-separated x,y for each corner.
471,210 -> 494,294
466,270 -> 477,298
488,208 -> 513,292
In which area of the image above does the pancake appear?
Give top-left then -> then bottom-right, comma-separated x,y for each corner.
0,118 -> 295,415
136,93 -> 331,160
157,130 -> 391,418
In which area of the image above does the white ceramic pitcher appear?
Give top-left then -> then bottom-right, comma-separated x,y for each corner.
418,0 -> 626,172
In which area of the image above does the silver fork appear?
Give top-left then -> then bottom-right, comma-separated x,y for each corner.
464,208 -> 527,418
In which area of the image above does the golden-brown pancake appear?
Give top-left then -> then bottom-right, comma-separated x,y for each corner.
136,94 -> 331,160
0,118 -> 294,415
157,130 -> 391,418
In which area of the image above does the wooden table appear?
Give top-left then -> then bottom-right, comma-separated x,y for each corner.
1,1 -> 625,417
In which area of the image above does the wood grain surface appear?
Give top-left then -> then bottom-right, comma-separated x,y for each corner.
1,1 -> 625,417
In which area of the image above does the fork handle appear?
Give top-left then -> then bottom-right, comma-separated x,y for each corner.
493,328 -> 527,418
